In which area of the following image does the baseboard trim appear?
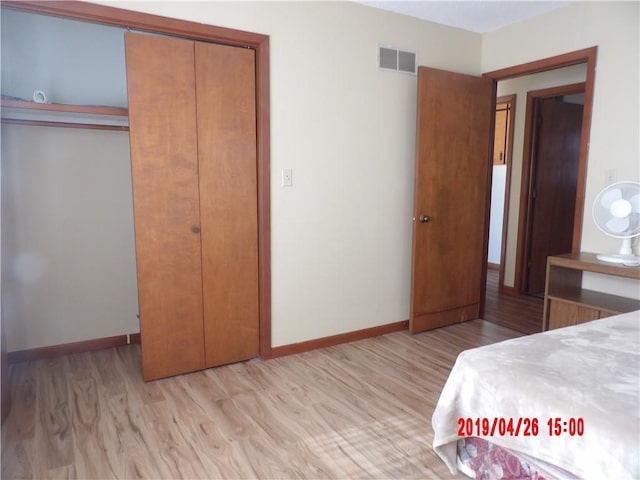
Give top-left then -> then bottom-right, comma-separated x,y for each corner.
270,320 -> 409,358
8,333 -> 141,364
9,321 -> 410,363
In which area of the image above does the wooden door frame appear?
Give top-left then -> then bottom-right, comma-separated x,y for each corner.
493,94 -> 517,294
2,0 -> 273,358
483,46 -> 596,300
519,82 -> 586,295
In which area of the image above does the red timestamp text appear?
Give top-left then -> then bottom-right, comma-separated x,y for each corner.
457,417 -> 539,437
547,417 -> 584,436
457,417 -> 585,437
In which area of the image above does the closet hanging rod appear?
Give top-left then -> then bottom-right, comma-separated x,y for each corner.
1,118 -> 129,131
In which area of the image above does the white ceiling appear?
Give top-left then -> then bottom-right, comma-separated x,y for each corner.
356,1 -> 573,34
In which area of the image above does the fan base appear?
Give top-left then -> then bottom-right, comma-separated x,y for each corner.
596,253 -> 640,266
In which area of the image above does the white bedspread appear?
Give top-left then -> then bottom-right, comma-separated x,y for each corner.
432,310 -> 640,479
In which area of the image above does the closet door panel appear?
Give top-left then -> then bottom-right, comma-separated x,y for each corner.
195,42 -> 259,367
125,33 -> 205,380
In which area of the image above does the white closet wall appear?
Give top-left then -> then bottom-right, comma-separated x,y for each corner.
1,10 -> 138,352
1,9 -> 127,106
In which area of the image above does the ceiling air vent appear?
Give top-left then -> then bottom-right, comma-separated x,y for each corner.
377,44 -> 416,75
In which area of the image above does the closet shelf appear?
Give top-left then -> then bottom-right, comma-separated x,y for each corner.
1,99 -> 129,129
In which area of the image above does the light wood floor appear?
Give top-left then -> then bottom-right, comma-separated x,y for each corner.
1,320 -> 522,479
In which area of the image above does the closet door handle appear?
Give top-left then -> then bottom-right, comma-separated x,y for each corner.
191,226 -> 200,234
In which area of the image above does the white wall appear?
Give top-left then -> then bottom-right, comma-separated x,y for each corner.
1,10 -> 136,352
3,1 -> 637,352
488,165 -> 506,265
1,126 -> 138,351
484,1 -> 639,299
0,9 -> 128,106
2,1 -> 481,351
96,1 -> 482,348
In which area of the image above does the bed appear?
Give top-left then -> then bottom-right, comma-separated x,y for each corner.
432,310 -> 640,479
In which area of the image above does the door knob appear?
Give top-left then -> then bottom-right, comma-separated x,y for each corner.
419,214 -> 431,223
191,226 -> 200,234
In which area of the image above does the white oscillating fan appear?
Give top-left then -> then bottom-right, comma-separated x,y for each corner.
592,181 -> 640,265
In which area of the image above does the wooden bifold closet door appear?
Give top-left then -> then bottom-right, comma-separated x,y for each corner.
125,32 -> 259,381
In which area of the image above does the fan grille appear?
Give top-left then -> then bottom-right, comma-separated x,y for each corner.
592,181 -> 640,239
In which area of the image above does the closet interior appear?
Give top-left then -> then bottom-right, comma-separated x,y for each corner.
1,5 -> 267,381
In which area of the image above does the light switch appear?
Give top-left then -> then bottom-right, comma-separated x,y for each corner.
282,168 -> 292,187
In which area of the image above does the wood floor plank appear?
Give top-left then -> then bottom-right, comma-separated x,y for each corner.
260,386 -> 337,438
241,432 -> 327,479
185,369 -> 230,403
2,319 -> 522,479
484,268 -> 544,334
68,365 -> 116,480
1,439 -> 34,479
2,362 -> 36,442
35,357 -> 74,473
39,463 -> 77,480
157,376 -> 237,478
232,390 -> 304,450
140,399 -> 211,479
205,395 -> 261,442
114,345 -> 166,406
97,380 -> 164,479
92,349 -> 127,386
212,362 -> 258,398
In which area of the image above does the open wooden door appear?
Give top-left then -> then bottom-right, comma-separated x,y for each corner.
410,67 -> 494,333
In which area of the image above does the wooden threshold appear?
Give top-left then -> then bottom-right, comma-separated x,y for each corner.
270,320 -> 408,358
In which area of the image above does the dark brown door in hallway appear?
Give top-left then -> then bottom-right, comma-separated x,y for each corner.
526,97 -> 583,296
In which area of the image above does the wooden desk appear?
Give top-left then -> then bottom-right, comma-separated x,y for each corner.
543,252 -> 640,330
